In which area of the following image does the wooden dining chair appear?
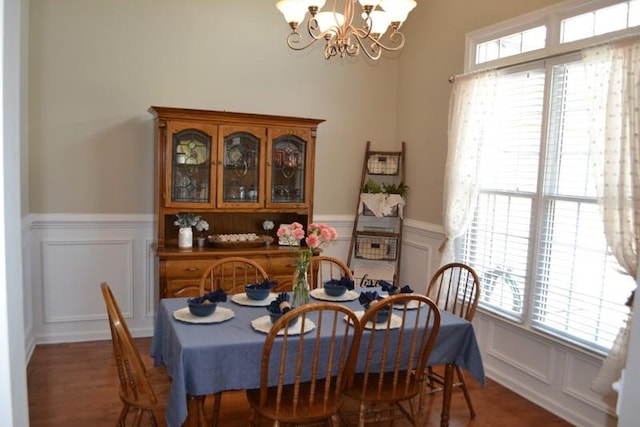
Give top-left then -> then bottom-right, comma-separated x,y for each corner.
342,293 -> 441,426
198,256 -> 270,295
424,262 -> 481,418
299,255 -> 355,290
196,257 -> 270,425
101,282 -> 171,427
246,302 -> 361,426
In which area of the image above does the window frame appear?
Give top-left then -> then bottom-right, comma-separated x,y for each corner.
459,0 -> 639,355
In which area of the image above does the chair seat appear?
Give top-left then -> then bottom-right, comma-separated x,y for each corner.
119,366 -> 171,414
344,371 -> 421,404
246,382 -> 344,423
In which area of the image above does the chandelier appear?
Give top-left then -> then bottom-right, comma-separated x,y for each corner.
275,0 -> 417,60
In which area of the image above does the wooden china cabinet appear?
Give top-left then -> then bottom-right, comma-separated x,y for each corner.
149,106 -> 324,298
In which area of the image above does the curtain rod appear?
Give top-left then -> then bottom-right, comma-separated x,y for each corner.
447,49 -> 578,83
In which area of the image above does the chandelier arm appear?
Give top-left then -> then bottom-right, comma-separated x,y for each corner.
352,27 -> 407,53
351,32 -> 382,61
286,31 -> 322,52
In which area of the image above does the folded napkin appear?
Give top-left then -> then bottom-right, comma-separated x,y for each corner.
399,285 -> 413,294
246,279 -> 278,290
358,291 -> 383,310
325,276 -> 355,290
192,289 -> 227,304
267,292 -> 292,314
379,280 -> 413,295
379,280 -> 398,295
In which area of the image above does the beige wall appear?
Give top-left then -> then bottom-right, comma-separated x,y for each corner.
28,0 -> 565,220
396,0 -> 565,224
28,0 -> 401,215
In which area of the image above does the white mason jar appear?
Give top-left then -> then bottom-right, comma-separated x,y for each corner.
178,227 -> 193,248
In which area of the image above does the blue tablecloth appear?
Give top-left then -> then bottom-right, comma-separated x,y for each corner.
151,292 -> 485,427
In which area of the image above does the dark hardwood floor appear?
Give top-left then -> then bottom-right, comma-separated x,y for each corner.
27,337 -> 571,426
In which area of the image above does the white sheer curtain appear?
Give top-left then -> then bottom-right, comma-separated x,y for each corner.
584,36 -> 640,395
440,70 -> 498,265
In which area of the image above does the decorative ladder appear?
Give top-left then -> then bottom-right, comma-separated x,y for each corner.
347,141 -> 406,286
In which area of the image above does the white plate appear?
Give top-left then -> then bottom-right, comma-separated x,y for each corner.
393,299 -> 420,310
310,288 -> 359,302
251,315 -> 315,335
345,310 -> 403,330
173,306 -> 235,324
231,293 -> 277,307
380,294 -> 420,310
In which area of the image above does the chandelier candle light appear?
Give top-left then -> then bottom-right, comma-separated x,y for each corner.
277,222 -> 338,307
276,0 -> 417,60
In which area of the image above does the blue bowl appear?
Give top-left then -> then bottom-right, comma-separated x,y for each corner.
187,298 -> 217,317
245,285 -> 271,301
324,282 -> 348,297
373,308 -> 391,324
269,310 -> 299,326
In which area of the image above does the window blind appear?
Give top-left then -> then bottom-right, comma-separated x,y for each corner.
461,66 -> 545,320
531,60 -> 632,349
460,58 -> 635,352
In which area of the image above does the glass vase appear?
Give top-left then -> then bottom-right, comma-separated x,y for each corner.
292,263 -> 310,307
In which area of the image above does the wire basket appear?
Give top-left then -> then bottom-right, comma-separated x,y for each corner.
355,235 -> 399,260
366,154 -> 401,175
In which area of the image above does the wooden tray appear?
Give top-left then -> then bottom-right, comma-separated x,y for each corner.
207,235 -> 273,248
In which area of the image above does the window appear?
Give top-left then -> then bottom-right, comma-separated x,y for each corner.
459,0 -> 638,353
476,26 -> 547,64
466,0 -> 640,71
561,0 -> 640,44
460,57 -> 634,352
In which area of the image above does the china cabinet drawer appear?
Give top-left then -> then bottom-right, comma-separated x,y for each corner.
157,250 -> 308,298
266,254 -> 296,276
163,260 -> 216,279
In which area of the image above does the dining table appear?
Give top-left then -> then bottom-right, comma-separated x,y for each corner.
151,288 -> 485,427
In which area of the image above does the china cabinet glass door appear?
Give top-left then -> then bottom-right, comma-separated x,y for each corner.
270,135 -> 307,205
218,128 -> 263,207
166,122 -> 217,208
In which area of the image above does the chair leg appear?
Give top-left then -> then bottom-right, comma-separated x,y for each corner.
190,395 -> 207,427
210,392 -> 222,427
455,364 -> 476,418
132,408 -> 143,427
117,403 -> 129,427
248,408 -> 257,427
427,366 -> 436,389
358,401 -> 366,427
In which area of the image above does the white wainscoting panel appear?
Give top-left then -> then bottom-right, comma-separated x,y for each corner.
486,321 -> 555,383
400,219 -> 444,293
563,352 -> 618,414
475,311 -> 617,427
29,214 -> 155,344
42,239 -> 133,323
